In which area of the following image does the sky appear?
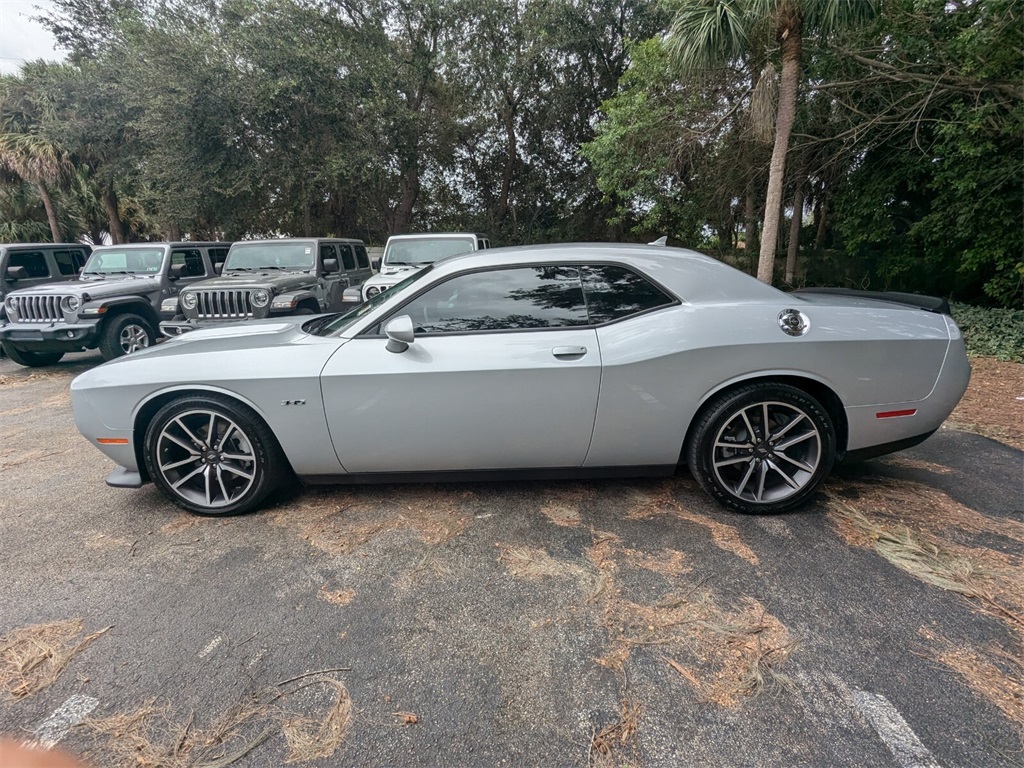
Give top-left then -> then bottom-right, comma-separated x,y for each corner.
0,0 -> 63,75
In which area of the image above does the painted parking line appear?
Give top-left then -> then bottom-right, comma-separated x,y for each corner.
31,694 -> 99,748
852,689 -> 944,768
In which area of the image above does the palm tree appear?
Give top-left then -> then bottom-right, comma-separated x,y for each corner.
0,77 -> 72,243
667,0 -> 875,283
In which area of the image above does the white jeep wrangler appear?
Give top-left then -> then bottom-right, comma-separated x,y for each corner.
360,233 -> 490,301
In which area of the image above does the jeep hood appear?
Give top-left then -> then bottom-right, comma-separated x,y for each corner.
189,271 -> 315,291
9,275 -> 160,299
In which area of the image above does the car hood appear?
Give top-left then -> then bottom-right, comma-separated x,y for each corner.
378,264 -> 428,277
190,271 -> 315,291
140,317 -> 318,357
8,275 -> 160,298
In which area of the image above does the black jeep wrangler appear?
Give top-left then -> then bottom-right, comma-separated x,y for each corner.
160,238 -> 372,335
0,242 -> 229,366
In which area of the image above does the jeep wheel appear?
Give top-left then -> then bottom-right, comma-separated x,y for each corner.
0,341 -> 64,367
99,313 -> 155,361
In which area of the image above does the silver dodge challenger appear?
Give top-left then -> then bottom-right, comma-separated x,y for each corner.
70,243 -> 970,517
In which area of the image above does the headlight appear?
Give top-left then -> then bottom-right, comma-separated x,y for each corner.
60,295 -> 81,313
5,296 -> 16,314
181,292 -> 198,310
251,289 -> 270,308
366,286 -> 381,297
160,298 -> 179,312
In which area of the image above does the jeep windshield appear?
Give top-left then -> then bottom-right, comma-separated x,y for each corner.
82,248 -> 165,276
307,267 -> 432,337
224,242 -> 315,271
384,238 -> 474,266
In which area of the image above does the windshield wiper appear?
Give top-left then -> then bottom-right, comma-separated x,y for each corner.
386,261 -> 414,266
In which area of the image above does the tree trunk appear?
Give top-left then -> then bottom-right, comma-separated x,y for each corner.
785,183 -> 804,284
167,222 -> 181,241
744,191 -> 759,257
757,27 -> 802,284
35,180 -> 61,243
495,96 -> 518,229
103,185 -> 126,244
392,166 -> 420,234
814,193 -> 829,248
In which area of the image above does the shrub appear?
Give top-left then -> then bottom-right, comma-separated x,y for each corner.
950,302 -> 1024,362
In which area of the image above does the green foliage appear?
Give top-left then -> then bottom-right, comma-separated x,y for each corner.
950,302 -> 1024,362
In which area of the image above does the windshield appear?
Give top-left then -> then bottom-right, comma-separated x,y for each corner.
82,248 -> 165,275
384,238 -> 474,266
224,242 -> 315,271
308,266 -> 433,337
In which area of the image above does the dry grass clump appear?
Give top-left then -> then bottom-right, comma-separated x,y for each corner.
624,481 -> 759,566
622,548 -> 691,577
589,697 -> 642,768
497,544 -> 593,585
271,486 -> 473,556
919,628 -> 1024,733
318,587 -> 356,606
0,619 -> 110,700
539,502 -> 582,527
583,536 -> 794,706
85,701 -> 273,768
281,679 -> 353,763
946,356 -> 1024,450
828,497 -> 1024,635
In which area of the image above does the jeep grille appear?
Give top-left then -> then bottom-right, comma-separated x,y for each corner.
10,295 -> 64,323
193,289 -> 254,319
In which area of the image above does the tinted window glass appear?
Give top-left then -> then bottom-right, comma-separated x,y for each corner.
8,252 -> 50,278
338,244 -> 356,271
71,250 -> 88,270
53,250 -> 78,276
355,244 -> 369,268
319,244 -> 336,271
398,266 -> 588,334
208,248 -> 229,266
171,249 -> 206,277
581,265 -> 674,324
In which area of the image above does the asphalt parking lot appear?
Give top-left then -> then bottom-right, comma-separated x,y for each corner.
1,351 -> 1022,767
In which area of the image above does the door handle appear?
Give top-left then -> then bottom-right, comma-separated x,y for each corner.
552,345 -> 587,358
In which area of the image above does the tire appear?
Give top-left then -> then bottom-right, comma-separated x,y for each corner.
687,383 -> 836,514
143,394 -> 288,516
1,341 -> 64,367
292,307 -> 316,315
98,313 -> 155,361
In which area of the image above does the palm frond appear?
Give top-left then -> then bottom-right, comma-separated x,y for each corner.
666,0 -> 750,76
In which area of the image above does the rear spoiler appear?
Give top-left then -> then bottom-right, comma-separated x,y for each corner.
791,288 -> 950,315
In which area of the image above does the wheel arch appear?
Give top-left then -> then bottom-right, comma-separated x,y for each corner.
101,300 -> 161,333
681,373 -> 849,463
131,385 -> 289,482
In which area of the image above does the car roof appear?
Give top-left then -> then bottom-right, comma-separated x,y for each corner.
429,243 -> 785,305
91,242 -> 230,249
0,243 -> 91,250
386,232 -> 484,240
230,238 -> 364,245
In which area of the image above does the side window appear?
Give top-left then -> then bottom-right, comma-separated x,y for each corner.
338,244 -> 356,271
53,250 -> 78,276
72,250 -> 88,271
170,249 -> 206,277
477,239 -> 486,250
208,248 -> 229,270
355,244 -> 370,269
319,244 -> 337,271
8,251 -> 50,278
396,266 -> 588,334
581,265 -> 675,324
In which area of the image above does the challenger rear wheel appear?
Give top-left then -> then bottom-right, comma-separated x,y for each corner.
687,383 -> 835,514
144,395 -> 287,516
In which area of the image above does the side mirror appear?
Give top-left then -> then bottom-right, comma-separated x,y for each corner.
371,256 -> 381,272
384,315 -> 415,353
341,286 -> 363,305
169,263 -> 187,280
323,258 -> 339,274
6,265 -> 29,282
214,263 -> 223,275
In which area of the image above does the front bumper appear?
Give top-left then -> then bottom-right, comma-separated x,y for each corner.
0,319 -> 100,351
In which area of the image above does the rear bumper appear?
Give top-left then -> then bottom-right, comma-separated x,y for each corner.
106,466 -> 147,488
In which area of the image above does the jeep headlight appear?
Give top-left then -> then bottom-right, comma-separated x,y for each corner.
366,286 -> 381,297
251,289 -> 270,308
5,296 -> 16,314
60,295 -> 81,314
181,292 -> 198,310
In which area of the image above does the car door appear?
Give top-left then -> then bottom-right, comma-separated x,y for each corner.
321,265 -> 602,473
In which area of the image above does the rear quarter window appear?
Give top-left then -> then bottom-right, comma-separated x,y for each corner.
581,265 -> 675,324
355,245 -> 370,269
